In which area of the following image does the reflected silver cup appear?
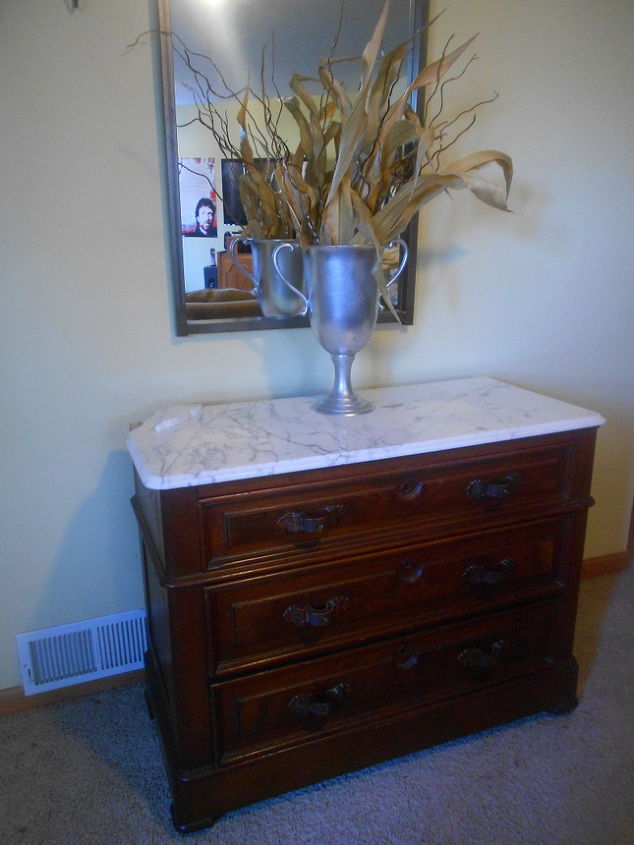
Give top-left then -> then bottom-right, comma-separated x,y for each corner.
274,240 -> 408,415
229,238 -> 304,318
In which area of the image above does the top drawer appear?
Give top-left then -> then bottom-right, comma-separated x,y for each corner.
199,435 -> 586,566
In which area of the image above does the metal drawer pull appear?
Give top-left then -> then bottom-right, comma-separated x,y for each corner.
465,473 -> 520,500
457,639 -> 505,671
398,558 -> 425,584
278,504 -> 343,534
395,647 -> 420,670
283,595 -> 350,628
397,479 -> 425,500
463,557 -> 517,588
288,682 -> 350,718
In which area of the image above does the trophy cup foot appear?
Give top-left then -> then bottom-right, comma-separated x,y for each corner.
312,353 -> 374,416
312,392 -> 374,416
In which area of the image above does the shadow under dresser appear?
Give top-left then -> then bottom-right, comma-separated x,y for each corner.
127,377 -> 604,832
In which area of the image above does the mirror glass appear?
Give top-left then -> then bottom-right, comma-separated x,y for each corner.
155,0 -> 428,334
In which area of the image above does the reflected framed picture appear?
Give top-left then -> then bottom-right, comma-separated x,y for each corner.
179,158 -> 217,238
178,158 -> 221,292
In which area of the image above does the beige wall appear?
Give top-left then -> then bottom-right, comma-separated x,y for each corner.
0,0 -> 632,690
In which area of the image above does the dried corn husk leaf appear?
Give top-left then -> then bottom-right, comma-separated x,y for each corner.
438,150 -> 513,208
318,65 -> 353,116
323,2 -> 392,208
283,96 -> 315,160
289,74 -> 321,117
371,171 -> 467,243
411,33 -> 478,92
348,190 -> 402,324
322,172 -> 356,246
361,0 -> 390,84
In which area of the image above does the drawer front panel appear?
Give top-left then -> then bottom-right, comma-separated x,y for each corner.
205,517 -> 569,674
200,443 -> 575,564
212,601 -> 559,763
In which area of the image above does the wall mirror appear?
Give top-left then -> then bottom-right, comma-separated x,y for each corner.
154,0 -> 428,335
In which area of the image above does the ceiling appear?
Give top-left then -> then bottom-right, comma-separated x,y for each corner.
169,0 -> 417,103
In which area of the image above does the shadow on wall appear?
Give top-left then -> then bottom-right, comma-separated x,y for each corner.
30,448 -> 144,645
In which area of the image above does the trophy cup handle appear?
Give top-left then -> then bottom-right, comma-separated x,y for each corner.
273,243 -> 309,315
384,238 -> 409,290
229,238 -> 258,295
378,238 -> 409,311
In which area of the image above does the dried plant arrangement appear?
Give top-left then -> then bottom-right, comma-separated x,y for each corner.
276,4 -> 512,252
163,1 -> 512,248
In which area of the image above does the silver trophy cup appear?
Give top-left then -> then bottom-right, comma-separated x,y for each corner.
229,238 -> 304,318
273,240 -> 408,415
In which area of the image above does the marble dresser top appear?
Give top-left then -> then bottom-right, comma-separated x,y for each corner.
127,377 -> 604,491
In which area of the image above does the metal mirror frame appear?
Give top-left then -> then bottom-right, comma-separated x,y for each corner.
154,0 -> 429,336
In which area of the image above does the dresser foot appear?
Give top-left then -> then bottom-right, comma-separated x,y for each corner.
549,695 -> 579,715
144,686 -> 155,720
171,804 -> 217,835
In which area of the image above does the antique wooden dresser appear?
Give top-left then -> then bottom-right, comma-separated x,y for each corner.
127,377 -> 604,832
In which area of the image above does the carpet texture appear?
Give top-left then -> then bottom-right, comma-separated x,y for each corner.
1,568 -> 632,845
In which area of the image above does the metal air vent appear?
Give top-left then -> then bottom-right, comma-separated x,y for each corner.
16,609 -> 147,695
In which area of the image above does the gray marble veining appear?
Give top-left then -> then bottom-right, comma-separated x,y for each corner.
126,377 -> 605,490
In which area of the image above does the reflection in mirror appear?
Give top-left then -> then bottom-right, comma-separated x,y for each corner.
155,0 -> 428,335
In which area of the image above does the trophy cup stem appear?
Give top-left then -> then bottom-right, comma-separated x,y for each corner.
312,353 -> 373,416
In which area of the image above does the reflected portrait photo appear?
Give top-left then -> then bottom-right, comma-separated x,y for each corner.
179,158 -> 218,238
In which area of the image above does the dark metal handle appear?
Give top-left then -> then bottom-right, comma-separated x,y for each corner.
397,479 -> 425,501
463,557 -> 517,588
288,682 -> 350,718
466,473 -> 520,501
394,647 -> 420,670
278,504 -> 343,534
283,595 -> 350,628
398,558 -> 425,584
457,639 -> 505,671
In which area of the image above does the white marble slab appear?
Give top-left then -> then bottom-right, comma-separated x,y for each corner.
126,377 -> 605,490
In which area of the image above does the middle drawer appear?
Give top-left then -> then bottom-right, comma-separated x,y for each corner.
204,516 -> 573,676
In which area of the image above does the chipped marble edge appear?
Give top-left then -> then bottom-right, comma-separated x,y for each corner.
128,411 -> 605,491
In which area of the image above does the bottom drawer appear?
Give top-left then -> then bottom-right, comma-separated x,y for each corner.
213,600 -> 560,763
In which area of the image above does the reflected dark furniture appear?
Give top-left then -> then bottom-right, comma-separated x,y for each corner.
217,250 -> 253,291
184,288 -> 261,320
132,427 -> 598,832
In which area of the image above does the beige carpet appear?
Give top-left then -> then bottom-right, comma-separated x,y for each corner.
1,568 -> 632,845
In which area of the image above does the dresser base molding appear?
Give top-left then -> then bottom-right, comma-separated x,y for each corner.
144,646 -> 578,833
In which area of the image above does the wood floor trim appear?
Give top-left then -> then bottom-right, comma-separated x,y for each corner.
0,669 -> 144,717
581,551 -> 629,578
